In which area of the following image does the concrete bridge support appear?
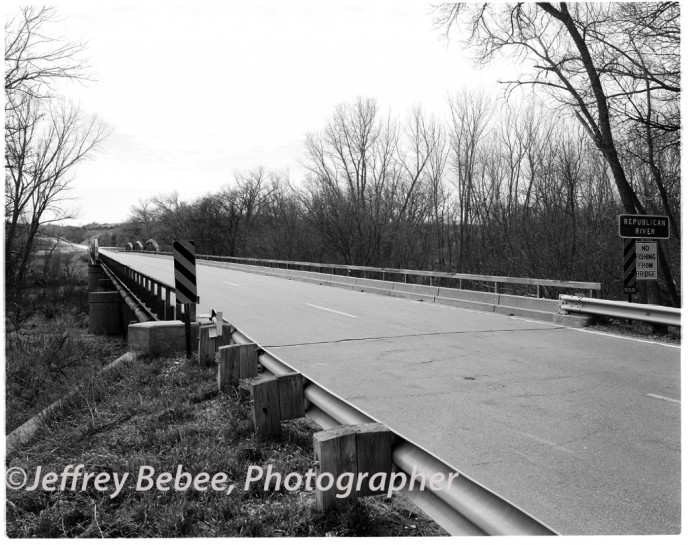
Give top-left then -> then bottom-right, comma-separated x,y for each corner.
88,265 -> 105,292
88,291 -> 124,335
88,264 -> 135,335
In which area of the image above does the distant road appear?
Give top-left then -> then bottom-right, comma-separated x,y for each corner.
35,237 -> 89,253
102,251 -> 681,535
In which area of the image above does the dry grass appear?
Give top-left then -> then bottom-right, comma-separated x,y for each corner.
6,352 -> 447,538
5,252 -> 126,432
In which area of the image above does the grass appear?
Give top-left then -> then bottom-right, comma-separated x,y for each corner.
5,252 -> 127,432
6,352 -> 447,538
587,315 -> 680,344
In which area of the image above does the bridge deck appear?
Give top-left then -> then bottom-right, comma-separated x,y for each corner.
102,251 -> 681,535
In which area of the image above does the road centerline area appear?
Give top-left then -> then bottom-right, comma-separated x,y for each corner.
645,393 -> 680,405
306,303 -> 357,318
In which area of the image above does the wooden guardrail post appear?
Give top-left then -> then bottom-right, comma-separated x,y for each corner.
217,343 -> 258,391
198,324 -> 215,366
313,426 -> 359,511
218,323 -> 233,347
217,345 -> 240,390
238,343 -> 258,378
312,423 -> 393,511
251,377 -> 281,440
355,423 -> 392,497
276,372 -> 305,420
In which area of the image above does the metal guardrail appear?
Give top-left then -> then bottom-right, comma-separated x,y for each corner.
123,249 -> 600,298
559,295 -> 681,327
229,328 -> 557,536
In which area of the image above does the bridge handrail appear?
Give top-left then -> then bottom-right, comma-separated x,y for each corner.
124,249 -> 600,297
100,252 -> 180,320
559,295 -> 680,327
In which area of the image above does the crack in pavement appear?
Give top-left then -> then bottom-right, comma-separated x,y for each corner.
265,326 -> 565,349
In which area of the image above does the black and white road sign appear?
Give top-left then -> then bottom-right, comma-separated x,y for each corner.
173,240 -> 198,304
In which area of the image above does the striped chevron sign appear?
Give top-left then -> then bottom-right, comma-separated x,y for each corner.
623,238 -> 636,295
173,240 -> 198,304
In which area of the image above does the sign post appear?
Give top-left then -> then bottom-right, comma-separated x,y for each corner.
173,240 -> 198,359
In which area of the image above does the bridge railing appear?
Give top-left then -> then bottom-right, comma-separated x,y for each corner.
123,249 -> 601,299
99,253 -> 182,320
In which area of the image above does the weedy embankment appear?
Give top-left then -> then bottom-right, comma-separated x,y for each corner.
6,352 -> 446,537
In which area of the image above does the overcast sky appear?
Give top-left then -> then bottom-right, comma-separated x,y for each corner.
23,0 -> 520,225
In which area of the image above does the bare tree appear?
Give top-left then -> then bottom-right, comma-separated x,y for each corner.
5,6 -> 89,131
5,97 -> 108,286
435,2 -> 680,304
5,7 -> 107,289
446,90 -> 492,271
302,97 -> 401,265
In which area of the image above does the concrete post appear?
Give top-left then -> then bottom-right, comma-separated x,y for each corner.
88,265 -> 103,293
98,278 -> 115,292
128,320 -> 201,357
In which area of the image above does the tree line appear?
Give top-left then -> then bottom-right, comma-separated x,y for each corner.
124,3 -> 680,305
5,3 -> 680,305
125,93 -> 679,302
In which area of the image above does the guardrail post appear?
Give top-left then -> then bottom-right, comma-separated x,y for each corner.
217,345 -> 240,390
238,343 -> 258,378
355,423 -> 392,497
276,372 -> 305,420
313,426 -> 358,511
312,423 -> 393,511
251,377 -> 281,439
198,324 -> 215,366
219,323 -> 233,347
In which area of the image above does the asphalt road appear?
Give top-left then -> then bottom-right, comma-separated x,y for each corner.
102,251 -> 681,535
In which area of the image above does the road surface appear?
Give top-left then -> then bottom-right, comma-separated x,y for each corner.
102,251 -> 681,535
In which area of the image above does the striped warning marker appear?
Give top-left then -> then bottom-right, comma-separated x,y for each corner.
173,240 -> 198,304
623,238 -> 636,294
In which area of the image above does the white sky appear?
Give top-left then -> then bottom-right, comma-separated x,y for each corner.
17,0 -> 520,225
